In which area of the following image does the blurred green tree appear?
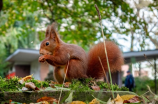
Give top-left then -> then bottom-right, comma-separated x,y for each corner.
1,0 -> 158,77
0,0 -> 136,49
0,0 -> 136,77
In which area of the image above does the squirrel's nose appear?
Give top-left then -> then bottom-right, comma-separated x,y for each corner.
39,49 -> 44,55
39,49 -> 52,55
40,53 -> 44,55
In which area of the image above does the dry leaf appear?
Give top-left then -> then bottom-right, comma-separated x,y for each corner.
107,98 -> 114,104
49,81 -> 59,88
89,98 -> 100,104
120,95 -> 136,100
64,82 -> 71,88
124,96 -> 140,103
37,96 -> 58,103
22,87 -> 29,91
18,74 -> 33,84
71,101 -> 86,104
25,82 -> 39,90
114,94 -> 124,104
9,99 -> 12,104
18,79 -> 25,84
91,86 -> 100,91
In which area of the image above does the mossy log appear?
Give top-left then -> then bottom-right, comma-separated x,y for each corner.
0,91 -> 137,103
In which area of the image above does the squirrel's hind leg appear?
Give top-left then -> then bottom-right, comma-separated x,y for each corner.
66,59 -> 88,80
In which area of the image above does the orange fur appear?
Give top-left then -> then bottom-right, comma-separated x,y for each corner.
39,23 -> 124,83
87,41 -> 124,79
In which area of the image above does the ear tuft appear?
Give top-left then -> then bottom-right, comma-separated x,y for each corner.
45,22 -> 60,43
50,22 -> 60,43
51,22 -> 58,32
45,25 -> 51,38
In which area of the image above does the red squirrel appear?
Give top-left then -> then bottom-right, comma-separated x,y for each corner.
39,23 -> 124,83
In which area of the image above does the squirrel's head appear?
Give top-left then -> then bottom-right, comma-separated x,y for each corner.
39,23 -> 60,55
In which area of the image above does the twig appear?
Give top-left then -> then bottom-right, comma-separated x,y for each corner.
147,85 -> 155,96
39,0 -> 52,20
44,0 -> 53,13
141,91 -> 149,96
95,4 -> 114,98
98,57 -> 114,99
144,54 -> 154,68
58,55 -> 70,104
98,57 -> 109,84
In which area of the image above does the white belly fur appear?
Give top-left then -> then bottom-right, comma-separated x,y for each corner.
53,65 -> 67,83
59,66 -> 66,78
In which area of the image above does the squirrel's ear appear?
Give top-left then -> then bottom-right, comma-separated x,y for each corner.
51,22 -> 58,31
45,25 -> 51,38
50,22 -> 60,42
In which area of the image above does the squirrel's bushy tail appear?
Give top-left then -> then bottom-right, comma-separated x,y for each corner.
87,41 -> 124,79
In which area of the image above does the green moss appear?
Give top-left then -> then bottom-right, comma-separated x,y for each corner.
0,76 -> 49,92
0,76 -> 22,91
96,81 -> 129,91
69,78 -> 129,92
0,76 -> 128,92
69,78 -> 95,91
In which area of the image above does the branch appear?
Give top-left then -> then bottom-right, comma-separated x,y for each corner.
44,0 -> 53,14
0,0 -> 3,12
149,22 -> 157,32
150,7 -> 158,20
148,35 -> 158,48
38,0 -> 52,21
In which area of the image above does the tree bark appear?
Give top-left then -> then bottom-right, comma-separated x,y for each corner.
0,0 -> 3,12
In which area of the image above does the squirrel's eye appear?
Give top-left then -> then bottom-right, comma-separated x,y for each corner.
46,42 -> 49,46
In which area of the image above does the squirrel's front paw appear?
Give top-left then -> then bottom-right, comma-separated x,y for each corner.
39,56 -> 46,62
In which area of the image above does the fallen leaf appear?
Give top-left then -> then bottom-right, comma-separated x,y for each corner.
9,99 -> 12,104
37,96 -> 58,103
64,82 -> 71,88
49,81 -> 59,88
18,74 -> 33,84
25,82 -> 39,90
124,96 -> 140,103
22,87 -> 29,91
91,86 -> 100,91
114,94 -> 124,104
107,98 -> 114,104
120,95 -> 136,101
89,98 -> 100,104
91,95 -> 108,104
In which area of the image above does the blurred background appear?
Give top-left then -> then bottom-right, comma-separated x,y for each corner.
0,0 -> 157,95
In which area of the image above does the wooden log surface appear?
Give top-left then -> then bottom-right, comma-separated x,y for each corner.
0,91 -> 137,103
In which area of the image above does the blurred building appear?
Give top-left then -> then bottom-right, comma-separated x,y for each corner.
121,64 -> 153,79
5,49 -> 52,81
122,49 -> 158,79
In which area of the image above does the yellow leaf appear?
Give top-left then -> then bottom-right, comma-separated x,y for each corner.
18,74 -> 33,84
120,95 -> 136,101
114,94 -> 123,104
107,98 -> 114,104
89,98 -> 100,104
37,96 -> 58,103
